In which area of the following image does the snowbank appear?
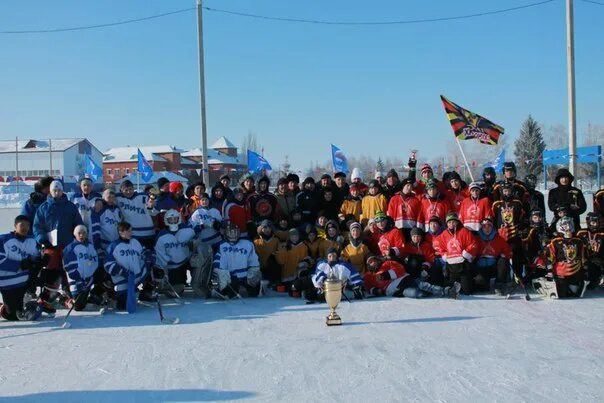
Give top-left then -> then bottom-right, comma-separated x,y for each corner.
1,292 -> 603,402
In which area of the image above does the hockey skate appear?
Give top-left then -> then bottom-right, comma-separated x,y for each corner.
532,277 -> 558,299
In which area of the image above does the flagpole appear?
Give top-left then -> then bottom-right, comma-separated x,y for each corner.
49,138 -> 53,177
196,0 -> 210,186
455,138 -> 475,182
15,137 -> 20,193
566,0 -> 577,176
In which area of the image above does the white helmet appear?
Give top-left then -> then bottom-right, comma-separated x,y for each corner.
556,216 -> 574,238
164,209 -> 181,232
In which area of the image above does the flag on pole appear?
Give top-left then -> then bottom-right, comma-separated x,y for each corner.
247,150 -> 272,174
440,95 -> 504,145
137,149 -> 154,182
331,144 -> 349,174
84,155 -> 103,182
483,149 -> 505,171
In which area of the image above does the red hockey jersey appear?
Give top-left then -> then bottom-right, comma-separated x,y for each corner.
377,228 -> 406,257
387,193 -> 422,229
433,227 -> 478,264
363,259 -> 408,293
459,197 -> 492,231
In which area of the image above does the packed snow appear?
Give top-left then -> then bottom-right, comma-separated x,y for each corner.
1,290 -> 603,402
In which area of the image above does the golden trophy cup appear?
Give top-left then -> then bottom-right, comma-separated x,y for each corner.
324,277 -> 343,326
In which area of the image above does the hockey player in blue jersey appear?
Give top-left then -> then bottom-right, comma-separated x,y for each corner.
117,179 -> 158,249
61,225 -> 102,311
212,222 -> 261,298
70,177 -> 102,248
154,209 -> 198,297
104,221 -> 155,310
97,189 -> 123,256
0,216 -> 44,321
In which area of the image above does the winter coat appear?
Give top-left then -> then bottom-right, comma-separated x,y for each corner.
459,196 -> 492,232
20,192 -> 47,233
34,196 -> 83,248
360,194 -> 388,226
547,185 -> 586,230
418,194 -> 453,229
275,242 -> 309,282
341,242 -> 371,274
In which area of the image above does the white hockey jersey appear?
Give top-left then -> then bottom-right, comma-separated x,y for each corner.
62,240 -> 99,295
70,191 -> 102,237
189,207 -> 223,247
104,238 -> 148,293
312,260 -> 363,289
116,192 -> 156,239
0,232 -> 40,291
212,239 -> 259,280
98,204 -> 122,250
154,224 -> 197,270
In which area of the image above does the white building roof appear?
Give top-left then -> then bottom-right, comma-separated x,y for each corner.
210,136 -> 237,149
103,145 -> 183,163
0,138 -> 90,153
182,148 -> 243,165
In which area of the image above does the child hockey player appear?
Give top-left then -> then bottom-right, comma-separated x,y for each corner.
312,248 -> 364,300
341,222 -> 371,274
97,189 -> 123,255
0,216 -> 43,321
418,180 -> 452,231
275,228 -> 310,284
522,209 -> 550,281
104,222 -> 155,310
459,182 -> 491,232
363,256 -> 459,299
62,225 -> 101,311
189,193 -> 222,251
116,179 -> 157,249
374,212 -> 406,259
254,220 -> 281,285
305,227 -> 322,260
473,217 -> 511,294
403,227 -> 438,284
212,222 -> 261,298
155,209 -> 198,297
319,220 -> 345,258
360,180 -> 388,226
338,184 -> 362,224
576,212 -> 603,288
536,217 -> 588,298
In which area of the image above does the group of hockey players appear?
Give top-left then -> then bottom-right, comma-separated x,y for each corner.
1,156 -> 603,322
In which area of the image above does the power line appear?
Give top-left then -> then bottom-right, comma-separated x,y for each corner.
0,7 -> 194,34
0,1 -> 560,34
203,0 -> 557,26
579,0 -> 604,6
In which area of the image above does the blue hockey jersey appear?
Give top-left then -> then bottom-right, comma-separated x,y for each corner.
0,232 -> 39,291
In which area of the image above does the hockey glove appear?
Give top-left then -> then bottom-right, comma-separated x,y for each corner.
388,248 -> 397,258
152,266 -> 166,281
142,249 -> 155,269
353,285 -> 365,300
20,258 -> 36,271
212,220 -> 222,231
247,266 -> 261,287
214,268 -> 231,291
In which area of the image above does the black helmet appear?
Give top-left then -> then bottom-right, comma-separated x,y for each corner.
524,174 -> 537,190
483,166 -> 496,177
502,161 -> 516,173
586,212 -> 600,231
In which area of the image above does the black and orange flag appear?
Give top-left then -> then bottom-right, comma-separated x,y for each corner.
440,95 -> 504,145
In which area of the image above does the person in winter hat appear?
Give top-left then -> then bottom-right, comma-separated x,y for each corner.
374,171 -> 385,185
491,162 -> 529,210
418,179 -> 452,230
275,177 -> 296,221
319,220 -> 345,258
374,211 -> 406,259
209,181 -> 227,212
445,171 -> 470,213
383,169 -> 402,201
547,168 -> 586,230
459,181 -> 491,232
338,184 -> 362,224
248,176 -> 279,226
275,228 -> 310,285
482,166 -> 497,199
350,168 -> 368,196
341,222 -> 371,274
169,182 -> 186,211
21,176 -> 53,235
387,178 -> 422,241
576,212 -> 603,289
473,217 -> 512,295
253,220 -> 281,285
296,177 -> 319,225
361,180 -> 388,226
286,173 -> 301,195
222,188 -> 251,238
333,172 -> 349,210
413,164 -> 447,195
524,174 -> 545,213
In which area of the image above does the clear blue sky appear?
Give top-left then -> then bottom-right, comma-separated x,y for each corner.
0,0 -> 602,172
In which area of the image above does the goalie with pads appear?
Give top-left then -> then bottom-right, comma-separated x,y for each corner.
211,222 -> 262,298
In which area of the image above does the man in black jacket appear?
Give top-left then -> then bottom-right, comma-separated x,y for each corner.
547,168 -> 586,230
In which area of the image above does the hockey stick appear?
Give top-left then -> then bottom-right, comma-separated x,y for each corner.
155,287 -> 180,325
61,280 -> 94,329
162,280 -> 185,305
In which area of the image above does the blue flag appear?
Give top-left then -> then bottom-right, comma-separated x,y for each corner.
84,155 -> 103,182
331,144 -> 349,174
137,149 -> 154,182
247,150 -> 272,174
484,149 -> 505,171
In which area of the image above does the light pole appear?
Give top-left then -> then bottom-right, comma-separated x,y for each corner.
566,0 -> 577,175
196,0 -> 210,186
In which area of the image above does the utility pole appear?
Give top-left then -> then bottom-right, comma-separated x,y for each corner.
196,0 -> 210,186
566,0 -> 577,175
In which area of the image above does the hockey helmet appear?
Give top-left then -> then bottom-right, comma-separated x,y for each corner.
524,174 -> 537,190
469,181 -> 483,191
502,161 -> 517,173
529,209 -> 544,227
556,216 -> 574,238
586,212 -> 600,231
224,222 -> 240,244
164,209 -> 181,232
366,256 -> 382,272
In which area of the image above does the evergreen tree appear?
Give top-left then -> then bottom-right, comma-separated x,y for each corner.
514,115 -> 546,178
376,157 -> 385,175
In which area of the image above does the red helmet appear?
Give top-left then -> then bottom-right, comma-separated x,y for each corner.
169,181 -> 184,194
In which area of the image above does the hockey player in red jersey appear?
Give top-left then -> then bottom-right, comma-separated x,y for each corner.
459,182 -> 491,232
472,217 -> 511,294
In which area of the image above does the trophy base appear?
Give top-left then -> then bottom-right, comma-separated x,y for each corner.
326,314 -> 342,326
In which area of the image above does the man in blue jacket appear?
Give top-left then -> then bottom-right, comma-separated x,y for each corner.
20,176 -> 53,234
33,180 -> 82,312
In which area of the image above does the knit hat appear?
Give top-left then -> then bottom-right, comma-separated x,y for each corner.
121,179 -> 134,188
157,177 -> 170,190
410,227 -> 423,237
386,169 -> 399,179
368,179 -> 380,188
374,211 -> 387,222
320,173 -> 331,180
257,175 -> 270,186
428,215 -> 442,224
200,192 -> 210,200
334,172 -> 346,179
349,222 -> 362,232
351,168 -> 361,181
49,180 -> 63,191
303,177 -> 315,185
401,178 -> 413,187
286,173 -> 299,183
469,181 -> 483,190
80,176 -> 93,184
446,211 -> 460,223
420,164 -> 433,174
374,171 -> 384,179
448,172 -> 461,182
425,179 -> 437,190
259,219 -> 273,229
220,174 -> 230,181
277,177 -> 288,186
325,247 -> 338,256
169,182 -> 183,193
289,228 -> 300,237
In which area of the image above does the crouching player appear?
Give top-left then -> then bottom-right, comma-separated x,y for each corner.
104,222 -> 155,310
211,222 -> 261,299
473,217 -> 511,295
363,256 -> 459,299
534,217 -> 588,298
62,225 -> 102,311
0,216 -> 43,321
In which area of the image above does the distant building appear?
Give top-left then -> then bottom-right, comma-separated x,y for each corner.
0,138 -> 103,188
102,136 -> 245,185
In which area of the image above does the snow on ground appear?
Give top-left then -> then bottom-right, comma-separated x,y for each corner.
1,290 -> 603,402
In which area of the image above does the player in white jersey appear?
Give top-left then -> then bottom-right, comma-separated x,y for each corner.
116,180 -> 157,249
